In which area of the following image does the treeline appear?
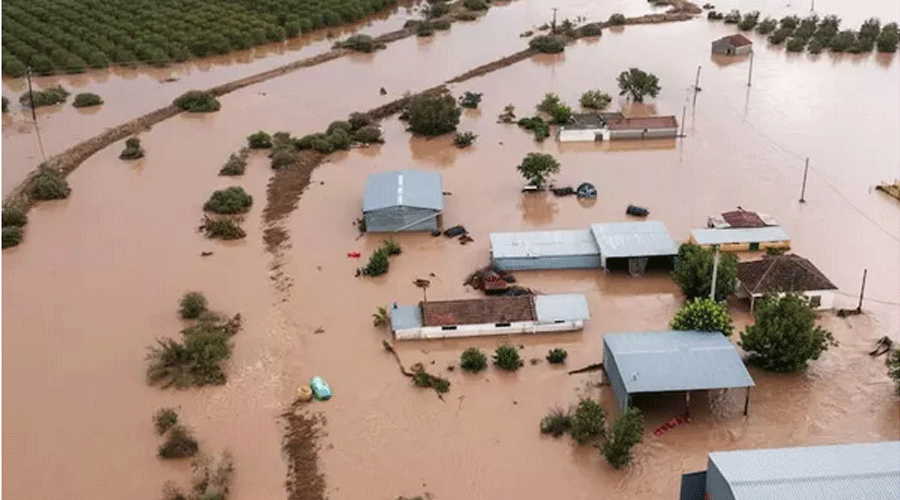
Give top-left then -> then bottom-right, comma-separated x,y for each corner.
1,0 -> 399,76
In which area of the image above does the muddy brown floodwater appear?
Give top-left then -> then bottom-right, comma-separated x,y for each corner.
3,0 -> 899,499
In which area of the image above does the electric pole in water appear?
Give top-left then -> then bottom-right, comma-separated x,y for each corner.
551,8 -> 558,32
25,66 -> 48,163
800,158 -> 809,202
747,49 -> 754,86
856,269 -> 867,312
709,245 -> 721,300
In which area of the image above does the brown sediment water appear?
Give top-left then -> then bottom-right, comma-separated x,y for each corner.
3,1 -> 899,500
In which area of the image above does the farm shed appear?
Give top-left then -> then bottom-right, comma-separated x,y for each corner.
489,229 -> 601,271
689,226 -> 791,252
589,221 -> 678,275
711,33 -> 753,55
606,116 -> 679,140
363,170 -> 442,232
735,254 -> 838,311
390,294 -> 590,340
680,441 -> 900,500
602,331 -> 754,414
558,112 -> 624,142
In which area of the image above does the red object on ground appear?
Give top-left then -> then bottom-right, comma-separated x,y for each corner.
348,252 -> 361,258
653,415 -> 691,437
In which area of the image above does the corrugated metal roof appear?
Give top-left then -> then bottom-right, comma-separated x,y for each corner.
690,226 -> 790,245
709,441 -> 900,500
603,331 -> 755,394
534,294 -> 590,322
363,170 -> 443,212
390,304 -> 422,331
589,221 -> 679,259
490,229 -> 600,259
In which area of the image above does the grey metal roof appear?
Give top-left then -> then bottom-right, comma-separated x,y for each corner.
589,221 -> 679,259
490,229 -> 600,259
390,304 -> 422,331
603,331 -> 755,393
363,170 -> 443,212
690,226 -> 790,245
709,441 -> 900,500
534,294 -> 590,323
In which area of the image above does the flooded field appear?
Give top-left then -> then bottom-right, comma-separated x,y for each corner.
3,0 -> 899,499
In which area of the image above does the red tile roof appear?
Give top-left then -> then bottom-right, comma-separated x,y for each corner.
722,210 -> 766,228
606,115 -> 679,130
421,296 -> 536,326
725,34 -> 753,47
736,254 -> 837,295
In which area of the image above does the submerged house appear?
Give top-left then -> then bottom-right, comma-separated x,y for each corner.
735,254 -> 838,311
363,170 -> 442,232
389,294 -> 590,340
689,226 -> 791,252
679,441 -> 900,500
489,221 -> 678,275
557,113 -> 679,142
711,34 -> 753,55
707,209 -> 778,229
558,112 -> 624,142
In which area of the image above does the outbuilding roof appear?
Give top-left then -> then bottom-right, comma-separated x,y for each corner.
363,170 -> 443,212
589,221 -> 679,259
490,229 -> 600,259
690,226 -> 790,245
737,254 -> 837,295
708,441 -> 900,500
721,33 -> 753,47
534,294 -> 590,323
603,331 -> 755,395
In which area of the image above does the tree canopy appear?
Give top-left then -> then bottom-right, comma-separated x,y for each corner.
670,297 -> 734,336
517,153 -> 560,189
616,68 -> 661,103
405,92 -> 461,136
671,243 -> 737,301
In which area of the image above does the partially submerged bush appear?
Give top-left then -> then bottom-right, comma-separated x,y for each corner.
459,91 -> 483,109
756,18 -> 777,34
2,207 -> 28,227
455,10 -> 479,21
737,11 -> 760,31
247,131 -> 273,149
271,149 -> 297,169
412,367 -> 451,394
348,112 -> 374,131
337,34 -> 379,52
154,408 -> 179,435
147,314 -> 241,388
326,121 -> 352,135
328,129 -> 353,150
570,398 -> 606,444
580,90 -> 612,110
416,23 -> 435,36
29,168 -> 71,200
454,131 -> 477,148
2,227 -> 23,249
517,116 -> 550,141
119,137 -> 145,159
493,345 -> 522,371
19,86 -> 69,107
382,238 -> 402,256
529,35 -> 566,53
354,125 -> 384,143
723,10 -> 741,24
540,407 -> 572,437
405,92 -> 461,136
768,26 -> 793,45
602,407 -> 643,468
426,1 -> 451,18
877,22 -> 899,52
580,23 -> 603,36
608,13 -> 626,25
670,298 -> 734,336
363,248 -> 390,276
73,92 -> 103,108
179,292 -> 208,319
460,347 -> 488,372
786,37 -> 807,52
672,243 -> 737,301
546,348 -> 568,364
201,217 -> 246,240
173,90 -> 220,112
219,151 -> 248,176
430,19 -> 451,30
463,0 -> 489,11
203,187 -> 252,214
158,425 -> 199,459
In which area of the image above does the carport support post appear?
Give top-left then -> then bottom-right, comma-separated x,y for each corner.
744,387 -> 750,415
709,245 -> 720,300
685,391 -> 691,418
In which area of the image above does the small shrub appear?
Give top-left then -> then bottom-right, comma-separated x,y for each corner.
536,93 -> 562,113
707,11 -> 724,21
786,37 -> 807,52
173,90 -> 220,112
756,18 -> 777,34
540,407 -> 572,437
219,152 -> 248,176
119,137 -> 144,159
416,23 -> 435,36
154,408 -> 179,435
463,0 -> 488,11
19,86 -> 69,107
412,367 -> 451,394
580,90 -> 612,110
426,2 -> 451,18
147,314 -> 241,388
876,22 -> 899,52
382,238 -> 402,255
493,345 -> 522,371
373,306 -> 390,327
737,11 -> 760,31
201,218 -> 246,240
609,13 -> 626,25
829,30 -> 857,52
363,248 -> 390,276
459,91 -> 483,109
430,19 -> 451,30
203,187 -> 252,215
768,26 -> 793,45
179,292 -> 208,319
247,131 -> 273,149
30,168 -> 71,200
580,23 -> 603,36
271,149 -> 296,169
548,103 -> 573,124
337,34 -> 377,52
354,125 -> 384,143
723,10 -> 741,24
517,116 -> 551,141
460,347 -> 488,372
158,425 -> 199,459
780,15 -> 800,30
348,112 -> 374,131
455,10 -> 479,21
2,227 -> 23,249
570,398 -> 606,444
529,35 -> 566,53
73,92 -> 103,108
546,348 -> 567,364
670,297 -> 734,336
602,407 -> 643,468
2,207 -> 28,227
454,131 -> 477,148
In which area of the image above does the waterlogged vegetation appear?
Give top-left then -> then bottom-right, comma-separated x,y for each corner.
1,0 -> 401,76
119,137 -> 145,160
2,206 -> 28,249
493,344 -> 523,371
19,86 -> 69,108
72,92 -> 103,108
361,238 -> 402,277
460,347 -> 488,372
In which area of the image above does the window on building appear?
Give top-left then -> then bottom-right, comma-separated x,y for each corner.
495,322 -> 511,327
749,242 -> 760,251
809,295 -> 822,308
441,326 -> 457,331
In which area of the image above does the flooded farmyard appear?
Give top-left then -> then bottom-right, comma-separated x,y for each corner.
3,0 -> 899,499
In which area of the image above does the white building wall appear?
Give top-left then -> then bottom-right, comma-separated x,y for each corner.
558,128 -> 601,142
394,320 -> 585,340
751,290 -> 835,310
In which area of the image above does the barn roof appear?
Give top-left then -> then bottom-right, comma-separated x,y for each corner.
690,226 -> 790,245
736,254 -> 837,295
363,170 -> 443,212
717,33 -> 753,47
589,221 -> 679,259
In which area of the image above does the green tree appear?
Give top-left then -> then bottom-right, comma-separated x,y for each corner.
670,297 -> 734,336
493,345 -> 522,370
671,243 -> 737,301
247,131 -> 273,148
602,407 -> 643,469
570,398 -> 606,444
877,22 -> 899,52
178,291 -> 208,319
517,153 -> 560,189
405,92 -> 461,136
529,35 -> 566,53
579,90 -> 612,110
739,293 -> 838,372
616,68 -> 661,103
460,347 -> 488,372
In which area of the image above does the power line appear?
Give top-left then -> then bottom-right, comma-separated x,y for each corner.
835,290 -> 900,307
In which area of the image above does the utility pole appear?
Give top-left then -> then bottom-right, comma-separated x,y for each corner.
692,65 -> 701,108
709,245 -> 720,300
856,269 -> 867,312
799,158 -> 809,202
680,105 -> 686,138
551,8 -> 558,32
810,0 -> 815,12
747,49 -> 754,87
26,66 -> 48,163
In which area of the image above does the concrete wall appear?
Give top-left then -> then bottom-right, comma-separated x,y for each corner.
704,459 -> 736,500
558,128 -> 601,142
688,236 -> 792,252
609,127 -> 678,140
394,319 -> 585,340
492,254 -> 602,271
365,205 -> 439,232
603,339 -> 630,410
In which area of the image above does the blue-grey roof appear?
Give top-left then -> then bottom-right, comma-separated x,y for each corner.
363,170 -> 443,212
590,221 -> 679,259
691,226 -> 790,245
534,294 -> 590,322
490,229 -> 600,259
709,441 -> 900,500
603,331 -> 755,393
390,304 -> 422,331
